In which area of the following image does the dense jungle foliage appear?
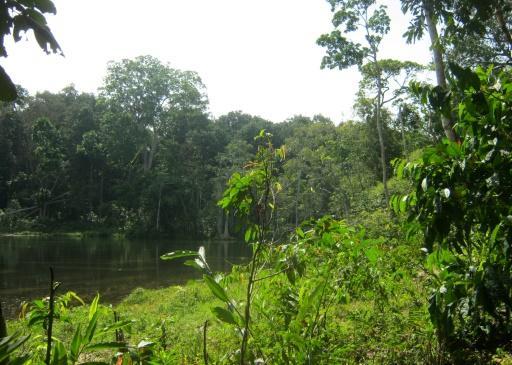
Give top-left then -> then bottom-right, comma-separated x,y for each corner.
0,54 -> 430,237
2,0 -> 512,363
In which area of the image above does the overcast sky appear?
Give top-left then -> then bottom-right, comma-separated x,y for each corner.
3,0 -> 432,123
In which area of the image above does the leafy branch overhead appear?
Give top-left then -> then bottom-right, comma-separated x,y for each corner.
0,0 -> 62,101
317,0 -> 390,70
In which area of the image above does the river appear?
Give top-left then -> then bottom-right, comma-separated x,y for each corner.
0,236 -> 249,318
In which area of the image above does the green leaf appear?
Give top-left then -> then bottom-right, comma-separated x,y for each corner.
27,311 -> 46,326
203,275 -> 229,303
89,294 -> 99,321
34,0 -> 57,14
490,224 -> 501,245
183,259 -> 203,271
160,250 -> 198,261
365,246 -> 381,264
95,319 -> 133,337
137,340 -> 154,349
69,325 -> 82,362
0,333 -> 30,363
449,62 -> 481,90
6,356 -> 31,365
51,340 -> 67,365
399,196 -> 407,212
0,65 -> 17,101
12,15 -> 30,42
84,311 -> 98,344
211,307 -> 237,325
244,226 -> 252,242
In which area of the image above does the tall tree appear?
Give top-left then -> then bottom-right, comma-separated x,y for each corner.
101,55 -> 208,171
31,117 -> 68,218
402,0 -> 459,142
317,0 -> 392,201
357,59 -> 424,156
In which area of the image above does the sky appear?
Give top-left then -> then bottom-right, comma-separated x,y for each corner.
2,0 -> 432,124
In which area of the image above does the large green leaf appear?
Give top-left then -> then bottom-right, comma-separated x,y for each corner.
211,307 -> 237,325
88,294 -> 99,321
160,250 -> 198,261
203,275 -> 229,303
51,340 -> 68,365
0,65 -> 17,101
449,62 -> 481,90
95,319 -> 133,337
0,333 -> 30,363
34,0 -> 57,14
69,325 -> 82,362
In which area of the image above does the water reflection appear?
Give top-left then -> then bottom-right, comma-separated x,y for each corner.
0,236 -> 249,318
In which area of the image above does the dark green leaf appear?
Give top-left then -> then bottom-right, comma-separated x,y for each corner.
203,274 -> 229,303
0,334 -> 30,363
0,65 -> 18,101
211,307 -> 237,325
34,0 -> 57,14
449,62 -> 481,90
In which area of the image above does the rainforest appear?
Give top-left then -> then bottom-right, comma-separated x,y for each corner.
1,0 -> 512,364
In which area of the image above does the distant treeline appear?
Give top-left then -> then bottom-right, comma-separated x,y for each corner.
0,56 -> 438,237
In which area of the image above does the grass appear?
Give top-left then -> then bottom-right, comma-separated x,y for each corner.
8,271 -> 512,364
8,280 -> 242,363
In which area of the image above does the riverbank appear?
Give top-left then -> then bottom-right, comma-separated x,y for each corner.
7,276 -> 512,364
7,280 -> 240,363
0,230 -> 121,239
0,229 -> 237,240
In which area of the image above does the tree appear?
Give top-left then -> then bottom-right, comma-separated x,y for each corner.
317,0 -> 392,201
214,138 -> 253,238
443,0 -> 512,68
401,0 -> 458,142
358,59 -> 424,158
31,117 -> 68,218
401,0 -> 512,140
0,0 -> 62,100
394,66 -> 512,357
0,109 -> 26,208
101,55 -> 208,172
280,117 -> 338,226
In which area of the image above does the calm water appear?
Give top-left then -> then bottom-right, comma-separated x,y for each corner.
0,236 -> 249,318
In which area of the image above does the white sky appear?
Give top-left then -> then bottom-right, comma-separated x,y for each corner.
2,0 -> 432,124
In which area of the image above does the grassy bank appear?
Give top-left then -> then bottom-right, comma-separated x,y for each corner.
5,214 -> 512,363
8,272 -> 512,364
7,269 -> 438,364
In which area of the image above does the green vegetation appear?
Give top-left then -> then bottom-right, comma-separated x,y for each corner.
2,0 -> 512,363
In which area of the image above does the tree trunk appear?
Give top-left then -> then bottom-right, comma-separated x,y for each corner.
422,0 -> 458,142
216,208 -> 223,237
295,170 -> 301,227
222,211 -> 231,239
0,302 -> 8,365
145,133 -> 159,172
99,173 -> 104,207
496,5 -> 512,48
89,161 -> 93,210
400,106 -> 408,156
342,191 -> 350,217
0,302 -> 7,338
375,73 -> 389,203
156,183 -> 162,232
